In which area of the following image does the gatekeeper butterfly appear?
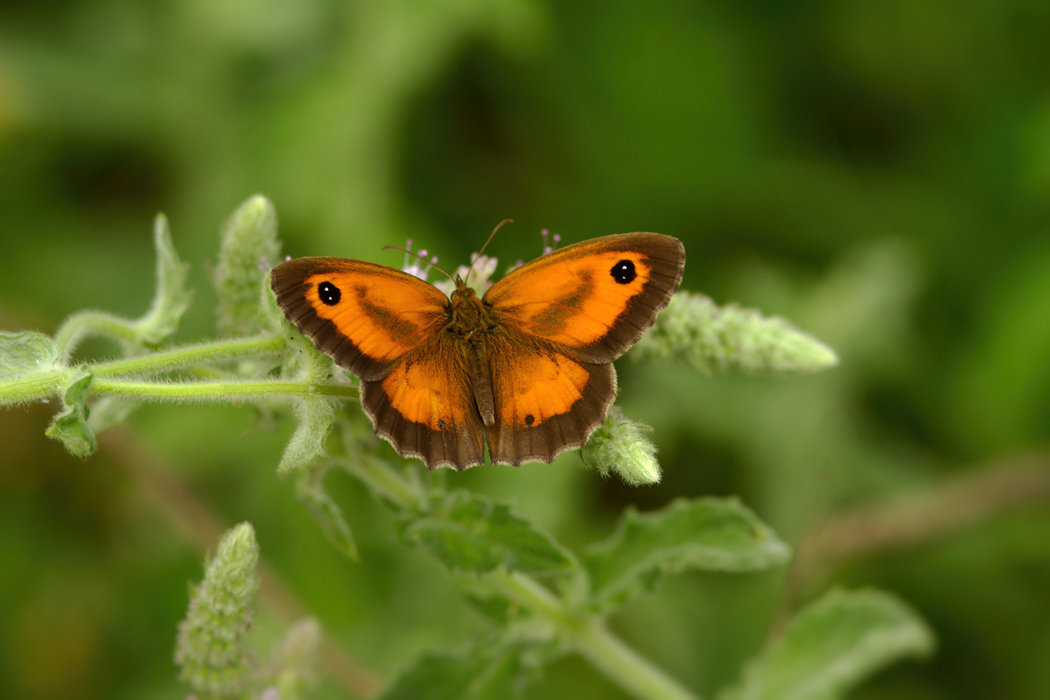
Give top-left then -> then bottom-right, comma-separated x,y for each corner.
270,232 -> 684,470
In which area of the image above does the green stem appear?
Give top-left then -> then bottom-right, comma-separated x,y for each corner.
342,455 -> 422,511
491,570 -> 697,700
92,335 -> 286,378
358,456 -> 422,508
0,367 -> 74,406
573,618 -> 696,700
489,569 -> 578,629
331,421 -> 424,508
91,378 -> 357,401
54,310 -> 141,360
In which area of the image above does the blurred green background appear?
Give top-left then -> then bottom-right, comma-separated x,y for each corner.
2,0 -> 1050,698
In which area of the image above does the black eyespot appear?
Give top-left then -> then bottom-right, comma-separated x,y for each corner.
524,414 -> 535,426
318,281 -> 341,306
610,259 -> 637,284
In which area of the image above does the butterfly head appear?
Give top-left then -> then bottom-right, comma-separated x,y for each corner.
435,254 -> 498,298
451,274 -> 475,298
447,275 -> 490,335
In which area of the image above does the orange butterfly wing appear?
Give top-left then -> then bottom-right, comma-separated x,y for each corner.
481,233 -> 685,465
484,233 -> 685,362
271,257 -> 487,468
484,330 -> 616,465
270,257 -> 448,380
362,335 -> 486,468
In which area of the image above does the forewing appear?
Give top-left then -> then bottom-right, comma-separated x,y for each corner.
271,257 -> 449,381
485,330 -> 616,466
362,334 -> 486,470
484,233 -> 684,363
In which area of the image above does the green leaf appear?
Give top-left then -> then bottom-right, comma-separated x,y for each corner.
399,491 -> 577,575
719,589 -> 935,700
279,396 -> 334,471
0,331 -> 59,375
137,213 -> 193,345
215,195 -> 281,337
378,632 -> 551,700
584,497 -> 790,609
45,371 -> 97,457
294,463 -> 358,560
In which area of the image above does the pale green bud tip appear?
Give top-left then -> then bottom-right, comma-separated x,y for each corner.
225,195 -> 278,245
216,195 -> 281,336
633,291 -> 839,374
175,522 -> 261,697
209,522 -> 260,585
581,407 -> 661,486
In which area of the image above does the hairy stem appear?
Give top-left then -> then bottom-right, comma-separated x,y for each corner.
54,310 -> 144,360
92,335 -> 286,377
91,378 -> 356,401
0,368 -> 73,406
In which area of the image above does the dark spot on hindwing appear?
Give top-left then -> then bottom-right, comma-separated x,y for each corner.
318,281 -> 341,305
610,259 -> 637,285
524,414 -> 535,426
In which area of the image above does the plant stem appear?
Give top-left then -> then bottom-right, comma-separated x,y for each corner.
336,430 -> 422,509
573,618 -> 697,700
92,335 -> 286,377
489,569 -> 577,628
0,368 -> 73,406
91,378 -> 357,401
53,310 -> 142,359
491,570 -> 697,700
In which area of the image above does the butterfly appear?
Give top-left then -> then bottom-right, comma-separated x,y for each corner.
270,233 -> 685,470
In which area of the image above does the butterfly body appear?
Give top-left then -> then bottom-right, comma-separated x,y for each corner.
271,233 -> 684,470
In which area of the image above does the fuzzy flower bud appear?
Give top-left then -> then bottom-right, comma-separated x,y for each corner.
175,522 -> 260,698
632,291 -> 838,374
215,195 -> 281,336
581,407 -> 661,486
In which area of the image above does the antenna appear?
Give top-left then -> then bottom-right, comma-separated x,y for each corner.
465,219 -> 512,285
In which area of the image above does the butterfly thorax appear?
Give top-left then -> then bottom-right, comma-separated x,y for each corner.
447,282 -> 496,339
